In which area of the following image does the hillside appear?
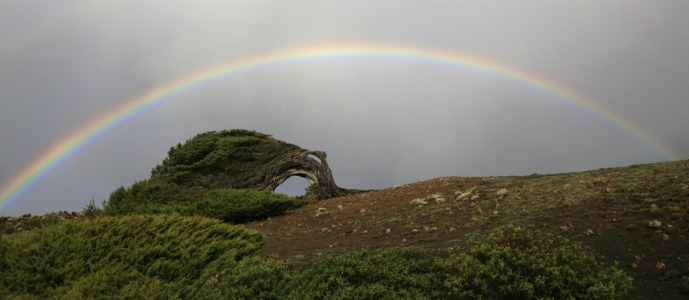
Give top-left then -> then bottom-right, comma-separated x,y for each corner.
248,159 -> 689,299
1,128 -> 687,299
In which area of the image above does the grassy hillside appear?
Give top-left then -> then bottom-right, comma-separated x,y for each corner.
1,135 -> 687,298
248,159 -> 689,299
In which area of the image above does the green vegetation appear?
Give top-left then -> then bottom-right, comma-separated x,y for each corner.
150,129 -> 301,190
0,214 -> 263,298
195,189 -> 308,223
439,226 -> 633,299
1,221 -> 631,299
102,129 -> 311,222
289,247 -> 442,299
4,130 -> 660,298
103,180 -> 307,223
0,212 -> 72,235
279,226 -> 631,299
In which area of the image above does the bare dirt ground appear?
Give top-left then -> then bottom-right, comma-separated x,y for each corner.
248,160 -> 689,299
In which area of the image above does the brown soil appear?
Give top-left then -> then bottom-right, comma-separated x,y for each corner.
248,160 -> 689,299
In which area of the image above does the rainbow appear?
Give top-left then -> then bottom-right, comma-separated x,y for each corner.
0,44 -> 680,213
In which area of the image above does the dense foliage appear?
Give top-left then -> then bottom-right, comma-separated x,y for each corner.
0,214 -> 263,298
150,129 -> 302,190
102,129 -> 311,222
195,189 -> 308,223
104,180 -> 307,223
182,226 -> 631,299
1,221 -> 632,299
439,226 -> 633,299
289,247 -> 442,299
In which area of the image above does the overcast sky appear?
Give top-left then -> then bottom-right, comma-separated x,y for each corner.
1,1 -> 688,216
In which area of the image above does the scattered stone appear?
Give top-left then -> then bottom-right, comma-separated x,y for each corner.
496,188 -> 508,197
402,238 -> 407,242
626,224 -> 639,231
433,195 -> 447,204
662,234 -> 670,241
648,220 -> 663,229
585,229 -> 595,236
412,229 -> 419,232
454,187 -> 476,201
650,204 -> 659,212
337,205 -> 344,211
630,263 -> 638,269
315,208 -> 330,217
449,227 -> 456,232
492,210 -> 499,215
655,262 -> 666,271
359,208 -> 366,213
560,225 -> 572,232
475,206 -> 484,214
410,198 -> 428,205
385,228 -> 392,235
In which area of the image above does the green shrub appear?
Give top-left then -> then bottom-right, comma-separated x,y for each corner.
195,189 -> 307,223
103,179 -> 197,216
289,247 -> 444,300
103,180 -> 305,224
681,276 -> 689,294
197,255 -> 293,299
81,198 -> 105,219
50,266 -> 165,299
439,226 -> 633,299
0,214 -> 263,298
0,212 -> 68,235
286,226 -> 631,299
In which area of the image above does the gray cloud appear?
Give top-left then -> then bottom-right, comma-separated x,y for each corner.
1,1 -> 688,215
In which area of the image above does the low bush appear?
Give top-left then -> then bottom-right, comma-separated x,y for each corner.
196,255 -> 293,299
0,212 -> 70,235
289,247 -> 444,299
0,214 -> 263,298
195,189 -> 308,223
290,226 -> 632,299
1,222 -> 632,299
103,179 -> 197,216
103,180 -> 306,224
439,226 -> 633,299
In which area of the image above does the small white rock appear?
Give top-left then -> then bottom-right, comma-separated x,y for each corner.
410,198 -> 428,205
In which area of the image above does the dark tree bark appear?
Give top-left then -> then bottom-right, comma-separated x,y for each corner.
259,150 -> 352,199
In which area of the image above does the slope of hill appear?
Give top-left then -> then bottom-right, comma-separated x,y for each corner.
248,159 -> 689,299
1,127 -> 687,299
